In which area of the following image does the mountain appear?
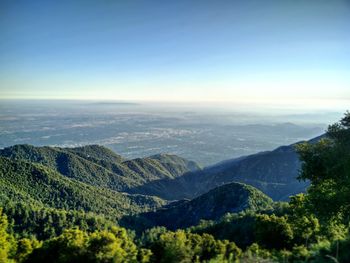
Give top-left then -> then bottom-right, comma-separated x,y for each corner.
0,144 -> 200,193
122,182 -> 273,230
1,134 -> 321,204
0,156 -> 165,220
129,135 -> 324,201
0,136 -> 321,252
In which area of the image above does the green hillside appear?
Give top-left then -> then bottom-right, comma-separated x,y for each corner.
0,144 -> 201,193
0,157 -> 165,220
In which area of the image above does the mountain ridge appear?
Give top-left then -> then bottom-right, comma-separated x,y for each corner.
0,144 -> 201,193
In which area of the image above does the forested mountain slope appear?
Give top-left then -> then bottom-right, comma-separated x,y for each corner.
0,144 -> 200,192
122,182 -> 273,230
0,156 -> 165,220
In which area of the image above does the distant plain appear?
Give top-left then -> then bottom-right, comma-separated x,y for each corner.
0,100 -> 340,165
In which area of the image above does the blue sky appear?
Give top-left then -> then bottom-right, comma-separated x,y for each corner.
0,0 -> 349,105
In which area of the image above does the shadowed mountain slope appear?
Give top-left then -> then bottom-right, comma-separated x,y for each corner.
122,182 -> 273,230
128,135 -> 324,201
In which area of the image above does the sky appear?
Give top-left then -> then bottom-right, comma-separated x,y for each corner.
0,0 -> 350,106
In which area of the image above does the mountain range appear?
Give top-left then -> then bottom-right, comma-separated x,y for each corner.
0,134 -> 322,233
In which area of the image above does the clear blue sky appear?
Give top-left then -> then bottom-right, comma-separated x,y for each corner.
1,0 -> 349,105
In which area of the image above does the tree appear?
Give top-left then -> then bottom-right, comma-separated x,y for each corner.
25,227 -> 142,263
0,208 -> 16,263
242,243 -> 272,262
288,194 -> 320,246
141,229 -> 241,263
15,238 -> 41,263
157,230 -> 194,263
87,227 -> 139,263
25,228 -> 89,263
254,214 -> 293,249
296,111 -> 350,224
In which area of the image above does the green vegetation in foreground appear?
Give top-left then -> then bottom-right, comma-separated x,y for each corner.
1,112 -> 350,262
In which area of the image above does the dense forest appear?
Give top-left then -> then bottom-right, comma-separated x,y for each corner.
1,113 -> 350,262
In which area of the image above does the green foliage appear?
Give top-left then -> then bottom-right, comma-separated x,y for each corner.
190,211 -> 258,249
141,228 -> 241,263
240,243 -> 273,262
311,234 -> 350,263
191,209 -> 301,251
254,214 -> 293,250
25,227 -> 141,263
1,208 -> 246,263
14,238 -> 40,263
296,111 -> 350,224
0,209 -> 16,263
288,194 -> 320,246
1,200 -> 115,240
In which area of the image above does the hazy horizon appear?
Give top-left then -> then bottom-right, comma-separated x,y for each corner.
0,99 -> 343,165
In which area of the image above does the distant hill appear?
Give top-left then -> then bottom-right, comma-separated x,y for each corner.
0,144 -> 200,192
122,182 -> 273,230
128,135 -> 324,201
